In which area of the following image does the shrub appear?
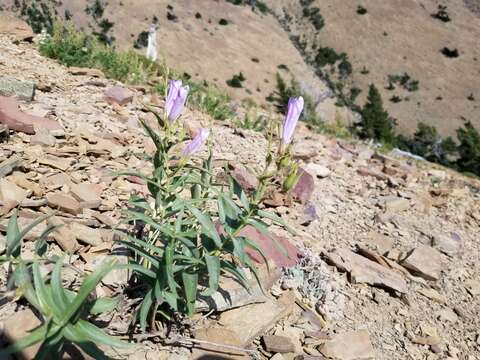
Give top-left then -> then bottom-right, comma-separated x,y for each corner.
456,121 -> 480,176
226,73 -> 246,88
134,30 -> 149,49
85,0 -> 104,20
388,73 -> 419,92
358,84 -> 396,144
315,47 -> 344,67
302,6 -> 325,30
21,1 -> 55,34
357,5 -> 368,15
219,18 -> 229,25
186,81 -> 235,120
390,95 -> 402,103
40,22 -> 166,84
431,5 -> 451,22
441,47 -> 459,58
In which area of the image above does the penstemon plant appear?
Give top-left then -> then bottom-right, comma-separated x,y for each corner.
0,211 -> 132,360
118,80 -> 295,330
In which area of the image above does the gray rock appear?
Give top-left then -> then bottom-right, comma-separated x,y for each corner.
327,248 -> 407,293
0,76 -> 35,101
432,232 -> 463,256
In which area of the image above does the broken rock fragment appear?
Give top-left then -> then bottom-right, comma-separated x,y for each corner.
0,178 -> 28,203
319,330 -> 375,360
46,192 -> 82,215
327,248 -> 407,293
262,335 -> 295,353
0,96 -> 62,134
292,168 -> 315,204
0,76 -> 35,101
218,291 -> 295,346
70,183 -> 103,209
401,245 -> 443,281
104,86 -> 134,106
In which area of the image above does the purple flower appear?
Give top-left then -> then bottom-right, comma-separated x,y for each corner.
182,128 -> 209,156
281,96 -> 304,144
165,80 -> 189,121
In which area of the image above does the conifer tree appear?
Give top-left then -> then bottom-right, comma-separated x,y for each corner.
359,84 -> 396,144
456,121 -> 480,176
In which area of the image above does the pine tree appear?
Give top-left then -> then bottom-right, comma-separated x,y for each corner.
359,84 -> 396,144
456,121 -> 480,176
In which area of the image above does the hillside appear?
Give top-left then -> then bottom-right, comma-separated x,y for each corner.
0,18 -> 480,360
3,0 -> 479,138
266,0 -> 480,136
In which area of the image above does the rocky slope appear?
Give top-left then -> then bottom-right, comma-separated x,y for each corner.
1,23 -> 480,360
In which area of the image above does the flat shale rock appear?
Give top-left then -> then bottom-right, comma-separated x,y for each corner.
104,86 -> 134,106
327,248 -> 407,293
0,96 -> 62,134
262,335 -> 295,353
46,193 -> 82,215
0,178 -> 28,203
70,183 -> 102,209
319,330 -> 375,360
401,245 -> 443,281
192,327 -> 248,360
218,291 -> 295,346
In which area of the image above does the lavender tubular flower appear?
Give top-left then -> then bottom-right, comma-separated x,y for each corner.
165,80 -> 189,122
281,96 -> 304,144
182,128 -> 209,156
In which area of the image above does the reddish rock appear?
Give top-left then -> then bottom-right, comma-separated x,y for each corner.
239,225 -> 301,267
104,86 -> 134,106
229,163 -> 259,193
292,168 -> 315,204
0,96 -> 62,134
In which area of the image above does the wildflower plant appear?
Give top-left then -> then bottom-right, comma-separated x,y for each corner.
118,80 -> 293,330
0,211 -> 131,359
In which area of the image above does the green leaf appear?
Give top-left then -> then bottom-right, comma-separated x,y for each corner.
189,207 -> 222,249
74,319 -> 133,348
16,213 -> 53,248
220,260 -> 250,291
50,258 -> 70,315
138,289 -> 154,331
32,262 -> 60,319
6,210 -> 20,257
248,218 -> 286,259
139,119 -> 163,151
59,261 -> 114,327
257,210 -> 296,234
181,272 -> 198,316
201,254 -> 220,296
164,243 -> 178,296
89,297 -> 118,315
230,176 -> 250,211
